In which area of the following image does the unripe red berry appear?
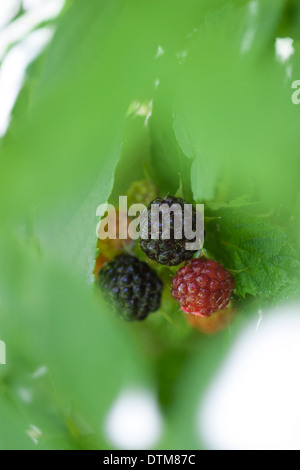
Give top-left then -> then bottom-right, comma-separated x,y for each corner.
171,258 -> 234,317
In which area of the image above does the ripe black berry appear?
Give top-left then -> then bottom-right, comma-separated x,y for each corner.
97,255 -> 163,321
139,195 -> 200,266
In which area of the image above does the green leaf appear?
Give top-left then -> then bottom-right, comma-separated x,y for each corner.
0,236 -> 151,448
160,329 -> 232,450
161,309 -> 252,450
173,1 -> 300,207
205,206 -> 300,298
190,155 -> 218,202
0,396 -> 37,450
149,81 -> 193,200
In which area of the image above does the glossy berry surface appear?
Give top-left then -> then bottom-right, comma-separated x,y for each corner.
171,258 -> 234,317
97,254 -> 163,321
140,195 -> 200,266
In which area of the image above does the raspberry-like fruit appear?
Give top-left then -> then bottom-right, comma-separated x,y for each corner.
139,195 -> 200,266
97,254 -> 163,321
171,258 -> 234,317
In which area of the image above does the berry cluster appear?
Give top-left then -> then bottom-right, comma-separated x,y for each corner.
96,189 -> 235,325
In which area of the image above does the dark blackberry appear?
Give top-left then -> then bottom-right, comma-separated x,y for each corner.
97,255 -> 163,321
139,195 -> 201,266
